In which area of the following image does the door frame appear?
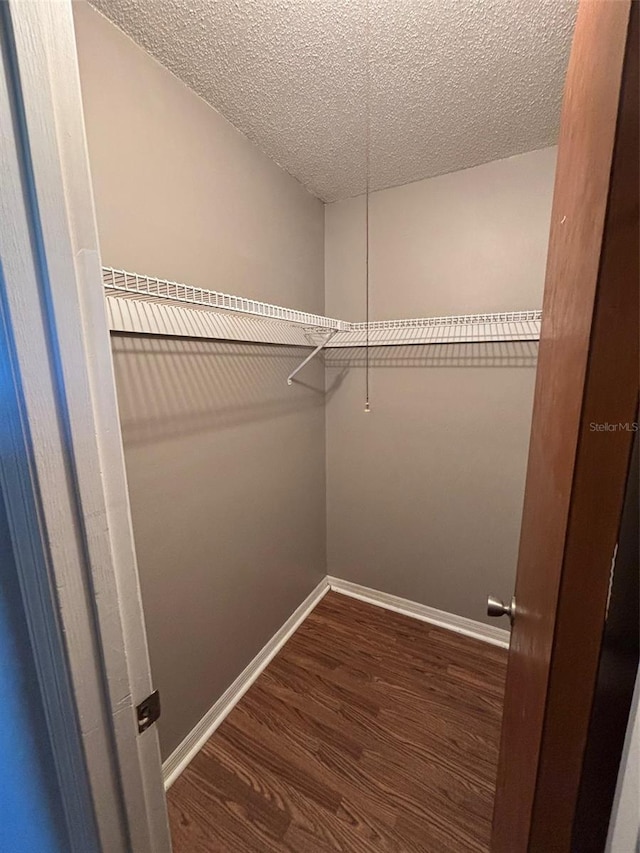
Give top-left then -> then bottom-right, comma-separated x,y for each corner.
0,1 -> 171,850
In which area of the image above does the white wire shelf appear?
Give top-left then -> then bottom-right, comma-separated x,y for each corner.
324,340 -> 539,368
103,267 -> 347,331
326,311 -> 541,347
103,267 -> 542,348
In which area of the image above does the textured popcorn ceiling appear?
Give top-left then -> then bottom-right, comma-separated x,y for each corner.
89,0 -> 577,202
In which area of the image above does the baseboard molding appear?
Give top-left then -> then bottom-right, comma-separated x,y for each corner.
327,576 -> 510,649
163,573 -> 509,788
162,577 -> 330,789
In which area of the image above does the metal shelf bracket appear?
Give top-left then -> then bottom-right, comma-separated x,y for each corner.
287,330 -> 338,385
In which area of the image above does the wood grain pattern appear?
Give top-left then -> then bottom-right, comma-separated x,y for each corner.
492,1 -> 638,850
529,2 -> 639,848
168,592 -> 507,851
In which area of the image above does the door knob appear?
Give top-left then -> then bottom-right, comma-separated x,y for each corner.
487,595 -> 516,624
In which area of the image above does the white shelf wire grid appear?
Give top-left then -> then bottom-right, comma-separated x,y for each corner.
326,310 -> 542,347
324,340 -> 539,368
349,310 -> 541,331
102,267 -> 348,331
103,267 -> 542,348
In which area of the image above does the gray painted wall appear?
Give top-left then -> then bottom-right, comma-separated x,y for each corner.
324,148 -> 557,625
74,3 -> 326,758
75,0 -> 558,753
111,337 -> 326,757
73,2 -> 324,314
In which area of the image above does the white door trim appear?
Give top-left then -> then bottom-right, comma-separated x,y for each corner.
0,2 -> 170,850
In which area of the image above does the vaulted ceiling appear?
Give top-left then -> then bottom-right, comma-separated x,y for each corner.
89,0 -> 577,202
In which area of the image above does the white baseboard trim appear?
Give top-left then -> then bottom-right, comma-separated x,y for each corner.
163,574 -> 509,789
162,577 -> 330,789
327,576 -> 510,650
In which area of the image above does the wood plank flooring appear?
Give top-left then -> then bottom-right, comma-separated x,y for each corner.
168,592 -> 507,852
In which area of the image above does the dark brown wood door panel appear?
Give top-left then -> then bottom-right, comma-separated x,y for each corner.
492,1 -> 639,850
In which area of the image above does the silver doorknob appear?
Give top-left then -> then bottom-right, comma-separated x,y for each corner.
487,595 -> 516,624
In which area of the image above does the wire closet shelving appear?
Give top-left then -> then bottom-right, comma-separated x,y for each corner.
103,266 -> 542,379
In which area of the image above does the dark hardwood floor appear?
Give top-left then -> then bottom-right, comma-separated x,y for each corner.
168,592 -> 507,852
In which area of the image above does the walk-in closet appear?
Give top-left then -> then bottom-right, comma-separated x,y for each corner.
9,0 -> 627,850
71,1 -> 568,849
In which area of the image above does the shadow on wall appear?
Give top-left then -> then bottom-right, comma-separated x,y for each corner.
323,340 -> 539,623
111,335 -> 346,445
111,336 -> 535,446
324,341 -> 539,369
110,333 -> 330,757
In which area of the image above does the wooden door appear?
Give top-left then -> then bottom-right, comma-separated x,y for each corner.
491,1 -> 639,851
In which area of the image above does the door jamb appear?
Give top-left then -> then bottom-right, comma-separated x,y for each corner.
0,1 -> 171,850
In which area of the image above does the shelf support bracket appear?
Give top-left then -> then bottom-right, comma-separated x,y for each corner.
287,330 -> 338,385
